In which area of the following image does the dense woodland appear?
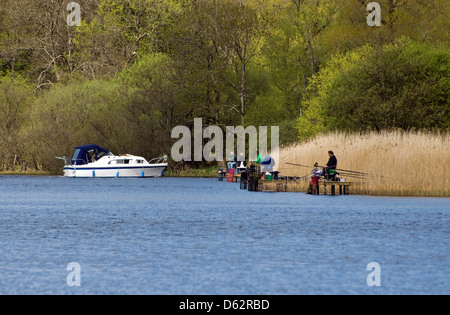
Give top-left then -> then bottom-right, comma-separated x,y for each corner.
0,0 -> 448,172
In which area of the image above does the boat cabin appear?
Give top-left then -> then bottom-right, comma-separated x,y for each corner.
71,144 -> 113,165
108,158 -> 147,165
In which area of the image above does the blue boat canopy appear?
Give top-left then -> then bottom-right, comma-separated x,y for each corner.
261,155 -> 276,173
71,144 -> 112,165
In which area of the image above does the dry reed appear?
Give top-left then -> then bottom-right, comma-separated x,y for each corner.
277,130 -> 450,197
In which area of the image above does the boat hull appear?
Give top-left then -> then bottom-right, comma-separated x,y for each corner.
64,164 -> 167,178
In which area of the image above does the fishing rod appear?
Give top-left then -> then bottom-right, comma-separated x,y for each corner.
285,162 -> 370,177
336,170 -> 368,177
284,163 -> 366,181
338,173 -> 367,180
336,169 -> 369,176
285,162 -> 317,169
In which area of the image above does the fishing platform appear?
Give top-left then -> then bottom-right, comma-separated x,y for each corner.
250,177 -> 351,195
217,157 -> 367,195
218,167 -> 354,195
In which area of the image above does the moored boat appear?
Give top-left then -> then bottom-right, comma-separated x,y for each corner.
59,144 -> 168,178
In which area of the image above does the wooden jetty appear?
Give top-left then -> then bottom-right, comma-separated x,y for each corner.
251,177 -> 351,195
219,169 -> 351,195
218,169 -> 241,182
320,180 -> 351,195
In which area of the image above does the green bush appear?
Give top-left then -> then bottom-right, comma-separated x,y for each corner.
297,39 -> 449,139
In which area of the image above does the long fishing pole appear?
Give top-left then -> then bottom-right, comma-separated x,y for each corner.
287,164 -> 375,181
285,162 -> 318,169
338,173 -> 367,180
286,162 -> 370,177
286,160 -> 398,181
336,170 -> 368,177
336,169 -> 369,176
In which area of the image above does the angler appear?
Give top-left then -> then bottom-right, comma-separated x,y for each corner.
324,151 -> 338,180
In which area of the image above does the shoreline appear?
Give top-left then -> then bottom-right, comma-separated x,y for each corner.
1,170 -> 448,198
0,171 -> 54,176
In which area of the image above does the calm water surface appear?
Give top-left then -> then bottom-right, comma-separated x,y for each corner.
0,176 -> 448,295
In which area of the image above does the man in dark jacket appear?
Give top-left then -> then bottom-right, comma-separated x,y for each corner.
324,151 -> 337,180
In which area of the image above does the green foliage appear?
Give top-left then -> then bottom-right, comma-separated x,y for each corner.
24,79 -> 123,170
298,39 -> 449,139
98,0 -> 181,55
246,85 -> 300,145
118,53 -> 181,156
0,0 -> 448,171
0,75 -> 34,170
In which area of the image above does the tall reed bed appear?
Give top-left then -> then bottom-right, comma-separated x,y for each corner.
278,131 -> 450,197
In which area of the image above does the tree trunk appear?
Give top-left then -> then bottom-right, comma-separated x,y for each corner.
240,61 -> 246,126
12,154 -> 17,170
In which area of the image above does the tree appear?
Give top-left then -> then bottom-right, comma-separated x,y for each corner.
170,0 -> 234,126
321,0 -> 450,53
97,0 -> 180,61
297,39 -> 450,139
225,0 -> 274,125
71,0 -> 180,80
254,0 -> 337,143
286,0 -> 337,81
0,75 -> 33,170
24,79 -> 123,171
119,53 -> 182,157
0,0 -> 35,77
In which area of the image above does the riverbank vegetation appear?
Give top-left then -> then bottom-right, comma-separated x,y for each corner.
278,131 -> 450,197
1,0 -> 449,196
165,166 -> 218,178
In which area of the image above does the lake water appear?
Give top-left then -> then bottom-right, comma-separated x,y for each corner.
0,176 -> 448,295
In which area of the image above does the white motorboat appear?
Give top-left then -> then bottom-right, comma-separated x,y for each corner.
59,144 -> 168,178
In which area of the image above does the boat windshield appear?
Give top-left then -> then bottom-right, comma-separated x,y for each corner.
71,145 -> 113,165
98,150 -> 113,159
71,148 -> 82,163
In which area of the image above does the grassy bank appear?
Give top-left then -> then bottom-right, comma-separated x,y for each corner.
0,165 -> 220,178
165,165 -> 219,178
0,170 -> 53,176
278,130 -> 450,197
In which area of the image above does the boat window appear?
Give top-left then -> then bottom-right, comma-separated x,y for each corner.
108,159 -> 132,165
135,160 -> 144,164
88,150 -> 96,163
97,150 -> 112,159
71,149 -> 81,161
